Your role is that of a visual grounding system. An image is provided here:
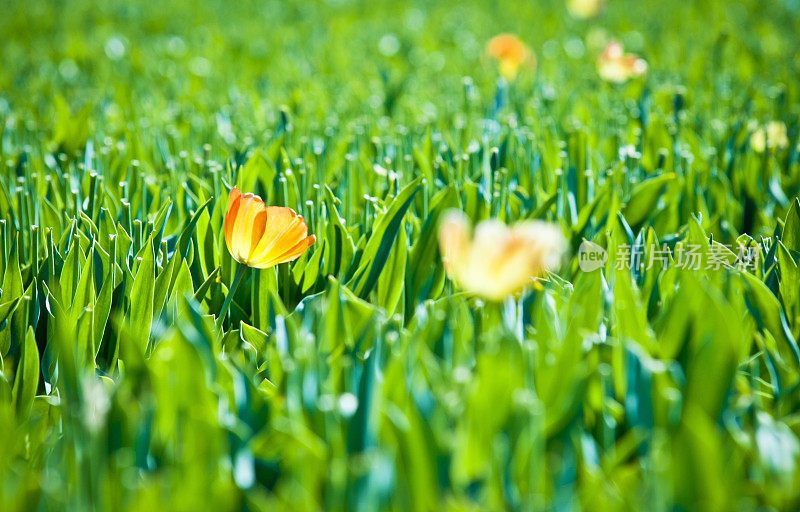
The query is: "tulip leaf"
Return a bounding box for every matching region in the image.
[0,296,22,326]
[93,257,117,359]
[240,321,269,356]
[376,215,407,316]
[323,185,355,278]
[1,234,24,357]
[741,270,800,368]
[407,184,458,304]
[782,197,800,253]
[193,265,221,303]
[154,197,213,316]
[348,176,422,299]
[11,327,39,419]
[623,173,676,227]
[128,234,155,353]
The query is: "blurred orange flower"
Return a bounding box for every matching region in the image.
[597,40,647,83]
[224,187,315,268]
[567,0,605,19]
[438,211,567,301]
[486,34,534,80]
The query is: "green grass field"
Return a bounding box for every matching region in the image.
[1,0,800,510]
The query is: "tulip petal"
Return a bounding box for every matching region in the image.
[224,187,242,254]
[247,208,267,260]
[273,216,308,249]
[249,207,303,262]
[250,216,306,266]
[231,193,265,262]
[252,235,316,269]
[439,212,566,301]
[438,210,470,276]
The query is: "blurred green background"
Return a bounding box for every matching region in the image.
[2,0,799,135]
[1,0,800,511]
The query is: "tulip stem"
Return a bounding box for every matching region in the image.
[216,264,249,330]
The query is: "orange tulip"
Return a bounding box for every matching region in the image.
[597,40,647,83]
[224,187,315,268]
[438,211,567,301]
[486,34,533,80]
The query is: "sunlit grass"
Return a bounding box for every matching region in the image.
[1,0,799,510]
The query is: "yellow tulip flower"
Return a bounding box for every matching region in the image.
[224,187,315,268]
[567,0,605,19]
[216,187,315,329]
[597,40,647,83]
[751,121,789,153]
[438,211,567,301]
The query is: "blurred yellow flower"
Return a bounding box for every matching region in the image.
[597,40,647,83]
[567,0,606,19]
[750,121,789,153]
[224,187,315,268]
[486,34,534,80]
[438,211,567,301]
